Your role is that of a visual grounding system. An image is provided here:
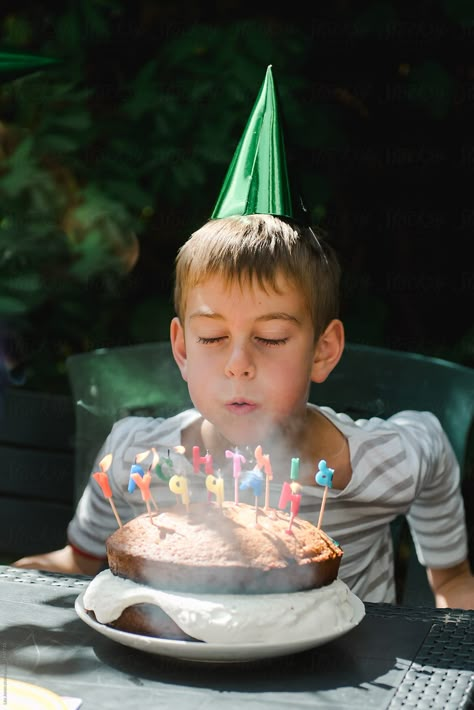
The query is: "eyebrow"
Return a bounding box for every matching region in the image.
[189,309,300,324]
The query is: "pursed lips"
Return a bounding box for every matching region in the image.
[224,399,258,415]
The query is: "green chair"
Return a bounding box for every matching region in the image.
[66,341,474,605]
[66,342,192,506]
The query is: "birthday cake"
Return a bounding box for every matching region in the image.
[83,501,351,642]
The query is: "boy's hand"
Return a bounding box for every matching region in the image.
[11,545,103,577]
[428,560,474,610]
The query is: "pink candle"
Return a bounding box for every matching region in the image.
[225,448,246,504]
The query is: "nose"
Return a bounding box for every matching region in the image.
[224,344,255,379]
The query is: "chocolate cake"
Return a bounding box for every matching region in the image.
[84,502,346,641]
[106,502,342,594]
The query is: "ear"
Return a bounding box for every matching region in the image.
[311,319,345,384]
[170,317,188,382]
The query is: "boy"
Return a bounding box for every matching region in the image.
[13,67,474,608]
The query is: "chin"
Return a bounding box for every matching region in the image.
[218,419,279,449]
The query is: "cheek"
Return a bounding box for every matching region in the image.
[272,359,313,401]
[184,354,216,399]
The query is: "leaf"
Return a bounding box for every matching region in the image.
[0,295,30,314]
[105,179,150,210]
[38,132,81,153]
[2,273,42,292]
[6,135,34,166]
[44,111,92,132]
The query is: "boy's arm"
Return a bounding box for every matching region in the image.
[428,560,474,609]
[11,545,104,576]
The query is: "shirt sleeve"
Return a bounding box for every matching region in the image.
[67,416,154,558]
[67,409,200,559]
[389,411,468,569]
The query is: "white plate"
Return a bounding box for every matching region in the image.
[75,589,365,663]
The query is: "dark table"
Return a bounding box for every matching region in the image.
[0,565,472,709]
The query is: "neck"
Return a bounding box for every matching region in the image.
[182,406,350,489]
[198,411,312,473]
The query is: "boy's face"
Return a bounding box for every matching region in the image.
[171,272,319,447]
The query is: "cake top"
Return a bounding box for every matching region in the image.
[106,501,343,593]
[107,502,341,568]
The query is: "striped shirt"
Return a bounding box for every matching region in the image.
[68,406,467,603]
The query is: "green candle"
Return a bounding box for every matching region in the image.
[290,457,299,480]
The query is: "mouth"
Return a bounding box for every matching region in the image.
[225,399,258,415]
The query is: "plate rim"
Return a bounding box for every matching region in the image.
[75,587,365,663]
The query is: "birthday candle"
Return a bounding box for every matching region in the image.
[255,445,273,510]
[290,457,300,480]
[127,450,150,492]
[278,480,302,534]
[225,448,246,504]
[315,459,334,529]
[92,460,123,529]
[128,462,145,493]
[205,452,213,475]
[206,474,224,506]
[278,481,302,517]
[240,469,264,525]
[192,446,200,473]
[240,469,264,498]
[131,471,153,519]
[153,449,173,482]
[193,446,214,475]
[169,474,190,512]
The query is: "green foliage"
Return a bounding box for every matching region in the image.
[1,1,473,393]
[0,4,317,391]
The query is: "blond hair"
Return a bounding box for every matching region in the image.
[174,214,341,340]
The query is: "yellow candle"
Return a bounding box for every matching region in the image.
[206,474,224,506]
[169,474,190,508]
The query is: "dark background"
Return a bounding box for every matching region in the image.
[1,1,473,394]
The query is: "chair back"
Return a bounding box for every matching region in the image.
[311,343,474,476]
[66,342,192,504]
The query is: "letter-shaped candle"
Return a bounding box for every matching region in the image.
[290,457,300,480]
[131,471,153,519]
[225,448,246,504]
[240,469,264,525]
[206,474,224,506]
[278,480,302,534]
[169,474,190,512]
[193,446,214,475]
[128,462,145,493]
[315,459,334,529]
[92,454,122,528]
[255,445,273,510]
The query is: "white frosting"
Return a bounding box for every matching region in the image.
[83,570,357,644]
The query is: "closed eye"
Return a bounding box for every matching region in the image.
[197,336,226,344]
[255,337,288,346]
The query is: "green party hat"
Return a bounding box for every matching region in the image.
[0,51,60,80]
[211,65,309,225]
